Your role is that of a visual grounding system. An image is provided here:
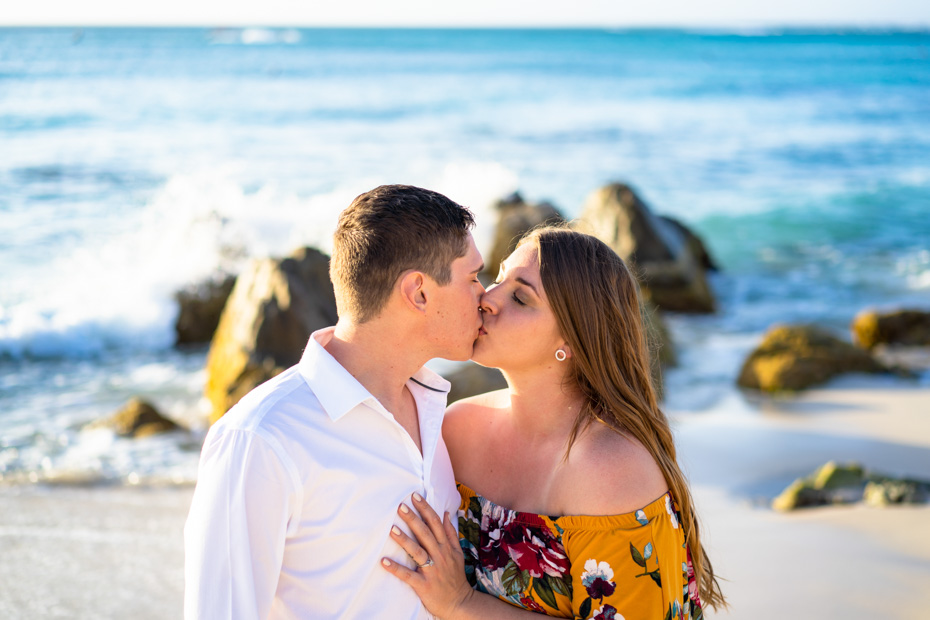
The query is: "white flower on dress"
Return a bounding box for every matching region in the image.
[665,494,679,529]
[582,559,614,583]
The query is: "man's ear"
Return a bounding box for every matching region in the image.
[399,270,428,314]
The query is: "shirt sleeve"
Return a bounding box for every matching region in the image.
[184,426,298,620]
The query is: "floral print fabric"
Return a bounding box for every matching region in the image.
[457,483,703,620]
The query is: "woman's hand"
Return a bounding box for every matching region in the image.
[381,492,475,620]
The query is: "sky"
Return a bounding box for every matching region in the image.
[3,0,930,28]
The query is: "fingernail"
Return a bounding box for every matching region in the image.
[391,525,401,535]
[382,558,391,567]
[413,492,423,502]
[400,503,410,514]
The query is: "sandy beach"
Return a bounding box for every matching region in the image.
[1,379,928,619]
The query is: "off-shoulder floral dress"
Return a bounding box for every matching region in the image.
[457,482,702,620]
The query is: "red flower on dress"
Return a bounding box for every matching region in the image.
[478,506,570,579]
[519,595,547,613]
[686,548,702,609]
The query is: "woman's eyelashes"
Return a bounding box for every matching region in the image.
[490,278,527,306]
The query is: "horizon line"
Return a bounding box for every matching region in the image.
[2,22,930,30]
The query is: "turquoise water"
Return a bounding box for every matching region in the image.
[1,27,928,483]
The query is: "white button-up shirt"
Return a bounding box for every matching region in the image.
[184,327,459,619]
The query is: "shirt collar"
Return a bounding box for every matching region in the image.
[299,327,451,422]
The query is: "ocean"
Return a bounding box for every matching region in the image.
[1,27,928,485]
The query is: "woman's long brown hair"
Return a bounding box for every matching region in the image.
[519,225,726,610]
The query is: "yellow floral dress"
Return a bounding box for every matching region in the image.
[457,483,702,620]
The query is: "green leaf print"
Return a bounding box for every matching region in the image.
[501,561,530,596]
[468,496,481,518]
[532,576,558,609]
[548,573,571,597]
[579,596,592,619]
[693,605,704,620]
[648,570,662,589]
[630,542,646,568]
[664,604,673,620]
[458,515,480,545]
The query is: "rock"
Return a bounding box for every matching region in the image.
[86,398,181,439]
[737,324,889,392]
[772,461,866,511]
[863,478,930,507]
[444,363,507,404]
[205,247,338,423]
[486,192,565,280]
[658,215,718,272]
[851,309,930,350]
[174,274,237,345]
[577,183,716,313]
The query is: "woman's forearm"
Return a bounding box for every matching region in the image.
[448,589,550,620]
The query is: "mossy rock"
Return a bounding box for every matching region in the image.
[738,324,888,392]
[86,398,181,438]
[772,461,866,511]
[851,309,930,350]
[773,461,930,511]
[205,247,337,423]
[863,479,930,507]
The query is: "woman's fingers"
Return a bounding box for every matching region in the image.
[397,493,445,556]
[381,557,422,586]
[390,524,431,566]
[411,492,445,536]
[443,511,460,548]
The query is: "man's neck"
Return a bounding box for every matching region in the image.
[326,318,427,415]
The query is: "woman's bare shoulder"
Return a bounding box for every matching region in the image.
[442,389,510,456]
[444,388,510,423]
[556,425,670,516]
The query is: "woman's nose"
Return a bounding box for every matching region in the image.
[478,290,497,315]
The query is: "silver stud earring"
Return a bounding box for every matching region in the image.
[555,349,567,361]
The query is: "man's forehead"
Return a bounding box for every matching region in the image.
[457,234,484,271]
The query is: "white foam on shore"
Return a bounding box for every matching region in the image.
[0,161,517,361]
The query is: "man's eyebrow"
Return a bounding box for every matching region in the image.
[515,277,539,295]
[471,263,485,274]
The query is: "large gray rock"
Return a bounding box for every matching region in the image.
[578,183,716,313]
[205,247,337,422]
[486,193,564,281]
[174,274,236,345]
[737,324,889,392]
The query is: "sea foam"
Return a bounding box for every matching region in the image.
[0,161,517,360]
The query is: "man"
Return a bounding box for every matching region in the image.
[184,185,485,619]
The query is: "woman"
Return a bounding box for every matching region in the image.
[382,226,725,619]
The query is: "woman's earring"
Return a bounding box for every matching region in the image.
[555,349,567,361]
